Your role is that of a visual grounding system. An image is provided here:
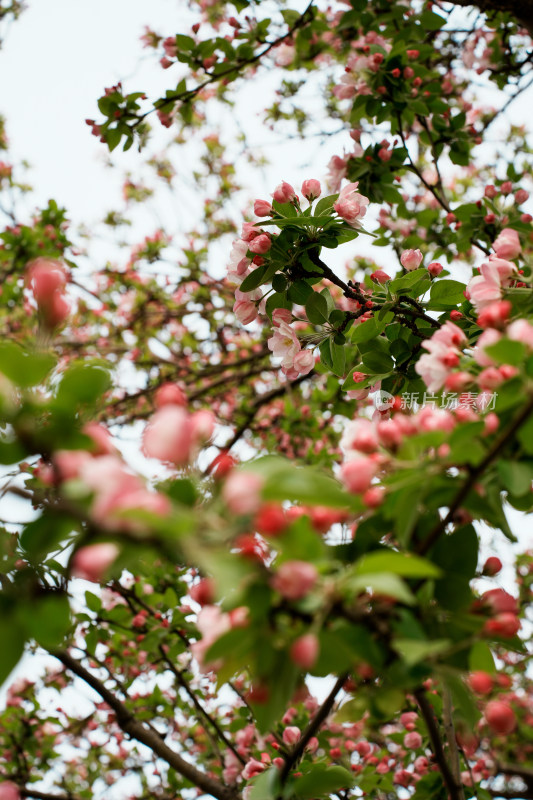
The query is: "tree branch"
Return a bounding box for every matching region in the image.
[52,650,237,800]
[414,688,463,800]
[442,0,533,36]
[279,673,347,783]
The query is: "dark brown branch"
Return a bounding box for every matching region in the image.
[417,391,533,554]
[279,673,347,783]
[52,650,237,800]
[415,688,463,800]
[158,646,245,765]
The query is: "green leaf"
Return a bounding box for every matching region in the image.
[305,292,329,324]
[0,616,26,685]
[292,766,355,799]
[497,460,533,496]
[468,641,496,673]
[0,342,56,388]
[361,348,393,374]
[428,280,465,308]
[485,339,526,366]
[56,362,111,405]
[248,768,280,800]
[394,638,450,666]
[419,10,445,29]
[351,318,380,343]
[314,194,339,216]
[24,594,71,649]
[240,265,267,292]
[356,550,442,578]
[344,572,415,605]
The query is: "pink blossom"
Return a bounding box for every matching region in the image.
[301,179,321,201]
[340,456,377,494]
[248,234,271,254]
[326,155,348,192]
[415,322,467,392]
[267,321,301,368]
[223,471,264,514]
[271,560,318,600]
[282,726,301,745]
[233,299,258,324]
[272,181,297,204]
[190,410,215,445]
[477,300,511,329]
[404,732,422,749]
[227,238,251,283]
[290,633,319,669]
[427,261,443,277]
[191,605,232,671]
[71,543,120,583]
[0,783,20,800]
[493,228,521,260]
[242,758,266,780]
[142,405,192,465]
[400,249,423,271]
[241,222,259,242]
[293,349,315,375]
[341,419,379,454]
[474,328,502,366]
[507,319,533,349]
[83,422,115,455]
[370,269,391,284]
[333,182,369,228]
[254,199,273,217]
[154,382,186,408]
[272,308,292,327]
[274,43,295,67]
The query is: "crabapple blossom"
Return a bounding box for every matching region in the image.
[340,456,378,494]
[270,561,318,600]
[333,182,369,227]
[290,634,319,669]
[272,181,297,204]
[301,179,321,201]
[485,701,516,735]
[71,543,120,583]
[223,471,264,514]
[492,228,521,260]
[142,405,192,465]
[400,249,423,270]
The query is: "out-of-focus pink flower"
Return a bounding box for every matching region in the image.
[340,456,377,494]
[282,726,301,745]
[271,560,318,600]
[154,382,186,408]
[242,758,266,780]
[290,633,319,669]
[341,419,378,454]
[71,543,119,583]
[493,228,521,260]
[142,406,192,465]
[223,471,264,514]
[507,319,533,349]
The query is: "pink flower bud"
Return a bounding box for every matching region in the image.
[485,701,516,734]
[400,249,423,271]
[271,560,318,601]
[427,261,443,277]
[290,633,319,669]
[154,383,186,408]
[514,189,529,204]
[71,543,120,583]
[142,406,192,465]
[492,228,521,260]
[282,726,301,745]
[468,671,493,694]
[223,471,264,514]
[247,233,271,254]
[404,732,422,749]
[254,199,273,216]
[484,185,497,198]
[370,269,391,284]
[272,181,297,204]
[340,457,377,494]
[233,299,258,325]
[500,181,512,195]
[301,179,321,201]
[0,784,20,800]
